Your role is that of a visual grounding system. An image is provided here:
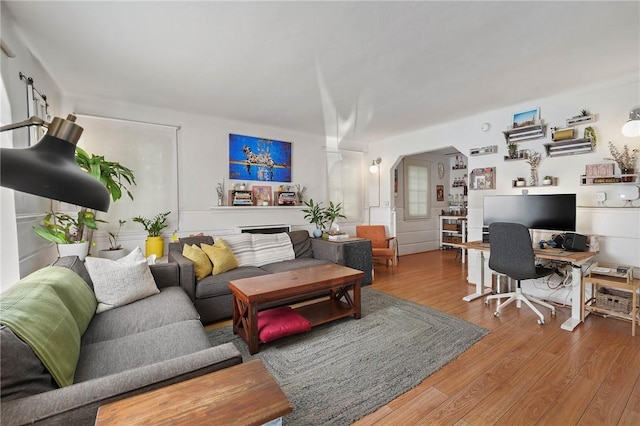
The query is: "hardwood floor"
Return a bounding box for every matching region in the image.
[352,250,640,426]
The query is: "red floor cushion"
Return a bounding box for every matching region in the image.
[257,307,311,343]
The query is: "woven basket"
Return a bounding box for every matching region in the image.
[595,287,632,314]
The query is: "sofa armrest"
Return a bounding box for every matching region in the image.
[149,262,180,289]
[168,250,197,301]
[311,239,344,264]
[0,343,242,426]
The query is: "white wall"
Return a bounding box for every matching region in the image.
[368,74,640,303]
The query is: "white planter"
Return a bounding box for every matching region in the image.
[99,248,127,260]
[57,241,90,261]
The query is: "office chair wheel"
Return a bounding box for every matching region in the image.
[493,311,501,318]
[537,319,545,325]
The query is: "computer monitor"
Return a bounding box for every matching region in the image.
[483,194,576,232]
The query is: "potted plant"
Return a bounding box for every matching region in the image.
[302,199,326,238]
[324,201,347,234]
[100,219,127,260]
[542,175,553,186]
[33,211,104,261]
[508,142,518,159]
[605,141,639,182]
[515,177,526,187]
[133,211,171,257]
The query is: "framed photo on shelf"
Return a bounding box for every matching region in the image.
[469,167,496,190]
[436,185,444,201]
[252,186,272,206]
[512,108,539,128]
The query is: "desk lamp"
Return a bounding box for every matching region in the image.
[0,114,110,211]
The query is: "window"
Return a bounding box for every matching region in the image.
[404,159,430,219]
[327,150,363,222]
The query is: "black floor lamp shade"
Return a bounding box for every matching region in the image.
[0,115,110,212]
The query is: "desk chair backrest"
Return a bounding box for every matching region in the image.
[488,222,537,280]
[355,225,389,249]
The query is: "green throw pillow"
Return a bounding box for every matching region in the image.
[201,239,239,275]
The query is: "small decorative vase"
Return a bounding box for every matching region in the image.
[530,167,539,186]
[621,168,635,182]
[145,236,165,258]
[313,229,323,238]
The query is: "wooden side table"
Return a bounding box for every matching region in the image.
[582,263,638,336]
[96,359,292,425]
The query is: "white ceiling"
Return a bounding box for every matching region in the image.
[4,1,639,150]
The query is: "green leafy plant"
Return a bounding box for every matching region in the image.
[133,212,171,237]
[302,199,327,230]
[33,211,104,244]
[583,126,597,145]
[324,201,347,231]
[107,219,126,250]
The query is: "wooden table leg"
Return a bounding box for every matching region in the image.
[354,279,361,319]
[248,302,260,355]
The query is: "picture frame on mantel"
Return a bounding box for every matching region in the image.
[252,186,272,206]
[512,108,539,128]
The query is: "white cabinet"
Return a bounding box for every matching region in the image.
[439,215,467,262]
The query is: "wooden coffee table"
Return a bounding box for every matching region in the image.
[229,264,364,354]
[96,359,291,425]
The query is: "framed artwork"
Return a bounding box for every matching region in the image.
[512,108,539,128]
[436,185,444,201]
[469,167,496,190]
[252,185,272,206]
[21,73,50,146]
[229,134,292,182]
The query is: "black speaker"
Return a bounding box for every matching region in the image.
[563,233,587,252]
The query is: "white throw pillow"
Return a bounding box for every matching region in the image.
[84,247,160,313]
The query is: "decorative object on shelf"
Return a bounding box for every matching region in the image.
[228,133,292,182]
[542,176,557,186]
[437,162,445,179]
[551,127,575,141]
[514,177,526,187]
[453,155,466,170]
[508,142,518,159]
[583,126,597,145]
[436,185,444,201]
[231,189,252,206]
[252,185,272,206]
[469,167,496,190]
[621,105,640,137]
[605,141,639,180]
[276,191,297,205]
[133,211,171,258]
[295,184,306,205]
[470,145,497,156]
[566,109,596,126]
[526,151,541,187]
[512,108,539,129]
[504,148,530,161]
[216,179,225,206]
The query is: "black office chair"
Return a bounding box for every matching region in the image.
[484,222,556,325]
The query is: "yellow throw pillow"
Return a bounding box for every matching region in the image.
[182,244,212,281]
[201,239,239,275]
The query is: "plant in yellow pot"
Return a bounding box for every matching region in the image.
[133,212,171,258]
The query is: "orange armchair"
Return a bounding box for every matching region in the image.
[356,225,396,273]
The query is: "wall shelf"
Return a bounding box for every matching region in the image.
[566,114,596,127]
[544,137,594,157]
[504,149,531,161]
[580,174,638,185]
[470,145,498,156]
[503,123,547,143]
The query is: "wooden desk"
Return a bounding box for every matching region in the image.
[457,240,598,332]
[96,360,292,425]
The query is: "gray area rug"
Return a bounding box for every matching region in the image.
[207,288,489,425]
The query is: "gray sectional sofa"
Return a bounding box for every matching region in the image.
[0,256,242,426]
[169,230,372,324]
